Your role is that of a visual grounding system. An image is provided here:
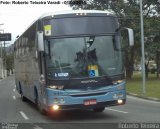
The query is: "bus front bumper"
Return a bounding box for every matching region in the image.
[48,99,126,111]
[46,88,126,111]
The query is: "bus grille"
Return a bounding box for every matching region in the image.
[69,91,107,97]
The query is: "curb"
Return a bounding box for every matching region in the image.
[127,92,160,102]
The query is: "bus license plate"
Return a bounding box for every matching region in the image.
[84,99,97,106]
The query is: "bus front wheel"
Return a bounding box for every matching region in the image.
[35,93,47,115]
[38,102,47,115]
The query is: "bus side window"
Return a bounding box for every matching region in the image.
[23,32,29,55]
[14,42,17,58]
[16,42,18,58]
[19,38,22,57]
[26,37,28,55]
[23,37,26,56]
[22,37,25,56]
[17,40,19,58]
[21,38,23,56]
[28,24,36,52]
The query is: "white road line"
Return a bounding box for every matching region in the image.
[15,85,16,88]
[33,125,43,129]
[20,111,29,120]
[13,96,16,100]
[105,108,128,114]
[127,95,160,104]
[13,89,16,92]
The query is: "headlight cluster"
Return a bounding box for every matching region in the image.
[112,80,124,85]
[54,98,65,104]
[48,85,64,90]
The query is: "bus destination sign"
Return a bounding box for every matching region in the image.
[0,33,11,41]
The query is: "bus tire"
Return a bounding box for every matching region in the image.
[35,90,47,115]
[21,92,27,102]
[19,84,27,102]
[93,107,105,112]
[38,102,47,115]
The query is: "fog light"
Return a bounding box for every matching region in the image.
[117,99,123,104]
[52,105,60,111]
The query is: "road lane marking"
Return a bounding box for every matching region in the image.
[33,125,43,129]
[13,89,16,92]
[13,96,16,100]
[20,111,29,120]
[105,108,128,114]
[15,85,16,88]
[127,95,160,104]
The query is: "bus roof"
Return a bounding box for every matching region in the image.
[39,10,115,19]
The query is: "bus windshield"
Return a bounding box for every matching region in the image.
[45,35,123,79]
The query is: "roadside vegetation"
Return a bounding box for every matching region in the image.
[126,71,160,99]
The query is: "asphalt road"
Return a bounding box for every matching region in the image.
[0,75,160,129]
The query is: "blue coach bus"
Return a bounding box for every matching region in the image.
[14,10,134,114]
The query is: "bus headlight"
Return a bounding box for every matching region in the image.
[112,80,124,85]
[53,98,65,104]
[49,85,64,90]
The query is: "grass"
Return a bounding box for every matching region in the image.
[126,72,160,99]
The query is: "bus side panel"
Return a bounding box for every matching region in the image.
[14,22,41,103]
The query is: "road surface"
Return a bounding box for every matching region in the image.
[0,75,160,129]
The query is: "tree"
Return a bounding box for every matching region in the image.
[142,0,160,78]
[144,17,160,78]
[6,53,14,75]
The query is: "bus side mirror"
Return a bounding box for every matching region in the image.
[37,31,44,52]
[127,28,134,46]
[120,28,134,50]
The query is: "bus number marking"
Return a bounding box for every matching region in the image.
[55,73,69,77]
